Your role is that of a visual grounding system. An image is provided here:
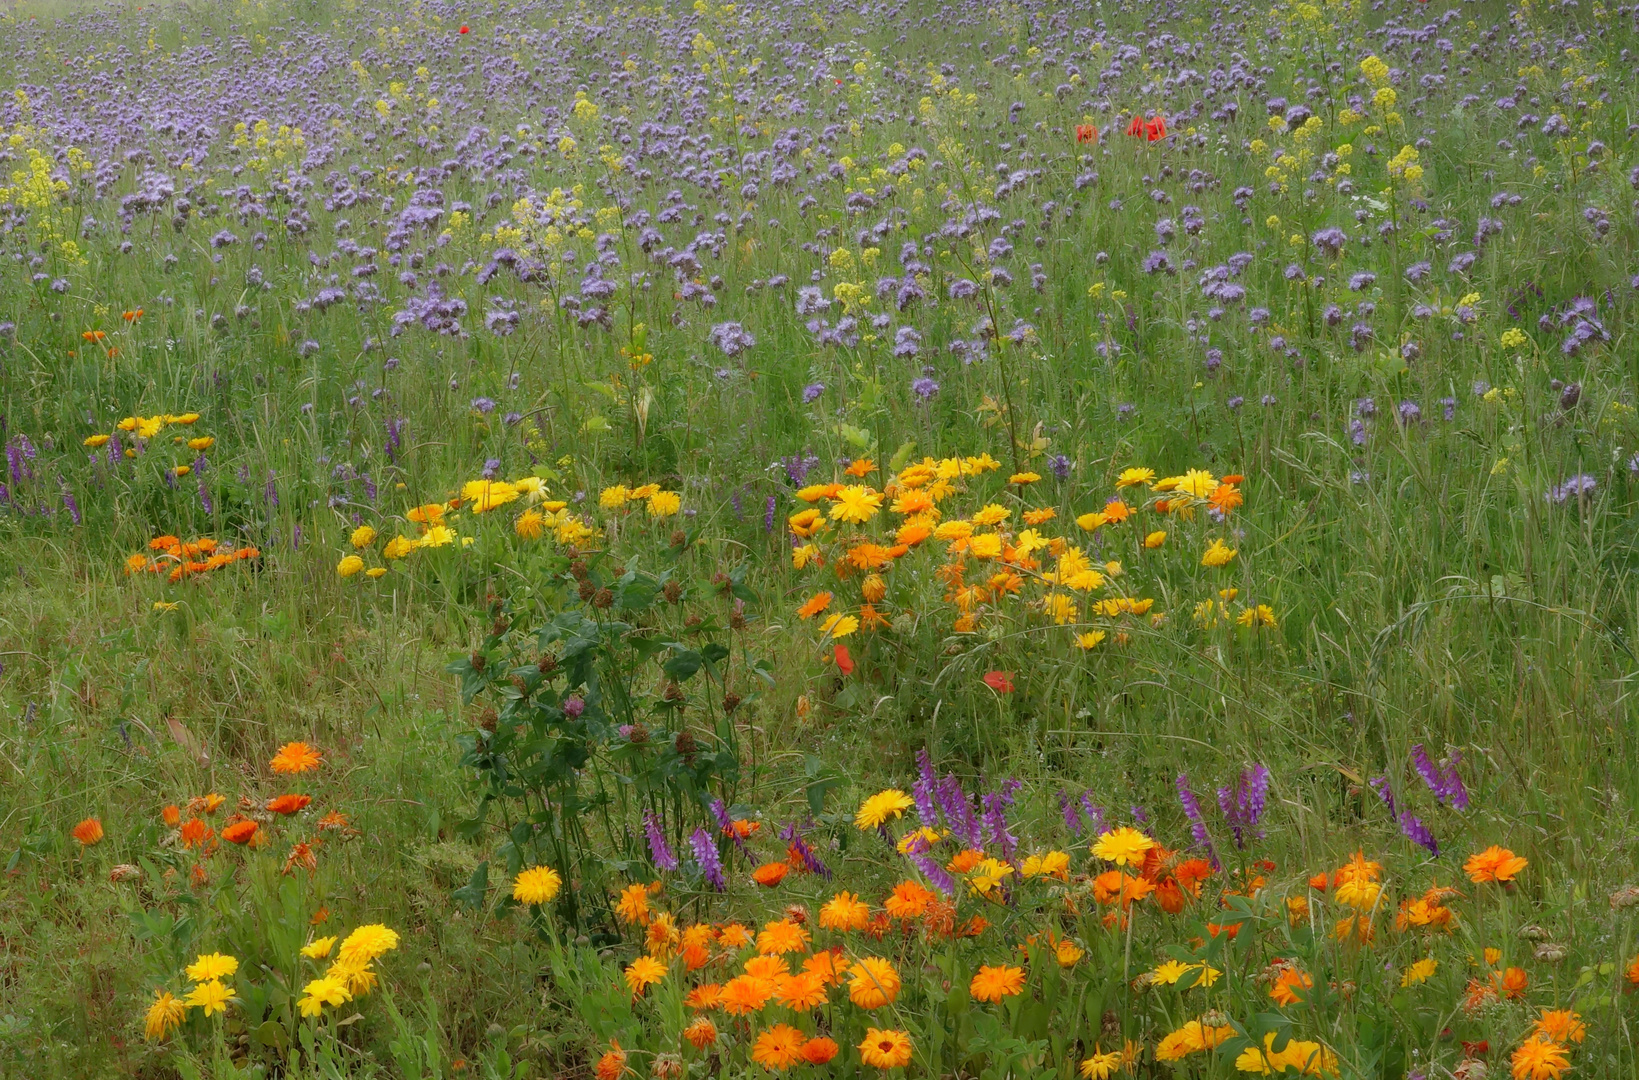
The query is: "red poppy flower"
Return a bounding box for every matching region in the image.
[222,820,259,845]
[834,644,855,675]
[1145,115,1168,141]
[1125,114,1145,137]
[1075,124,1099,144]
[1462,1041,1489,1059]
[982,671,1015,693]
[459,24,469,32]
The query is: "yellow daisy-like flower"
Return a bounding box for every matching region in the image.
[350,525,378,548]
[336,554,365,577]
[829,485,883,524]
[184,953,238,982]
[297,976,351,1018]
[1144,530,1167,548]
[302,937,338,959]
[513,866,563,905]
[1173,469,1218,497]
[1201,539,1237,567]
[1091,826,1155,867]
[1008,471,1040,485]
[1400,957,1437,987]
[971,503,1011,526]
[1075,630,1107,650]
[818,613,859,639]
[1079,1047,1122,1079]
[855,789,914,830]
[185,979,233,1017]
[1115,467,1155,487]
[383,535,417,559]
[336,924,400,966]
[647,490,682,517]
[625,955,668,995]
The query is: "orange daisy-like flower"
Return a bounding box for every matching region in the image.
[615,883,652,925]
[1269,967,1313,1006]
[756,919,810,955]
[801,1036,839,1065]
[179,818,214,849]
[751,1023,809,1070]
[161,804,182,827]
[969,964,1027,1003]
[267,794,312,815]
[796,591,834,619]
[1464,845,1528,884]
[752,862,790,887]
[683,983,723,1011]
[848,957,902,1009]
[270,741,322,774]
[803,948,850,985]
[717,923,754,949]
[719,974,775,1017]
[71,817,105,846]
[744,955,790,981]
[819,891,872,932]
[773,971,828,1010]
[859,1028,913,1069]
[884,880,934,919]
[222,820,259,845]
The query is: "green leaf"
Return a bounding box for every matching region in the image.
[453,860,490,910]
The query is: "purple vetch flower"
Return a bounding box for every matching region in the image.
[902,830,957,894]
[1175,774,1219,866]
[915,749,940,827]
[644,810,678,870]
[1411,744,1469,809]
[1372,777,1438,854]
[1079,793,1106,837]
[936,773,983,847]
[198,481,213,514]
[981,780,1022,862]
[62,485,82,525]
[689,827,725,890]
[764,495,777,533]
[1047,454,1071,480]
[802,382,825,403]
[1060,790,1083,836]
[780,822,831,878]
[781,452,820,486]
[1217,763,1270,849]
[711,797,756,862]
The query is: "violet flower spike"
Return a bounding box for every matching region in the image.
[913,749,939,828]
[711,797,756,861]
[644,810,678,871]
[1175,774,1219,867]
[689,827,725,891]
[1079,793,1106,838]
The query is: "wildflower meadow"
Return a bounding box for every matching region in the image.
[2,0,1639,1075]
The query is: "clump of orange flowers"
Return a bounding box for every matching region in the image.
[125,535,260,582]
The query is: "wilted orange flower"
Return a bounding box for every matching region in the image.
[682,1017,718,1048]
[284,842,318,875]
[270,742,322,774]
[317,810,351,832]
[1464,846,1528,884]
[594,1041,627,1080]
[1155,877,1186,914]
[1075,123,1098,143]
[222,820,259,845]
[267,794,312,815]
[180,818,213,849]
[186,793,226,815]
[71,817,105,846]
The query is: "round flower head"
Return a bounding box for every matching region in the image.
[751,1023,808,1070]
[337,924,400,965]
[1092,826,1156,867]
[185,979,233,1017]
[855,789,914,830]
[513,866,563,905]
[859,1028,913,1069]
[270,741,322,774]
[184,953,238,982]
[848,957,902,1009]
[144,991,188,1041]
[969,964,1027,1003]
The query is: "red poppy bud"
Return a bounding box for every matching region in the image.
[833,644,854,675]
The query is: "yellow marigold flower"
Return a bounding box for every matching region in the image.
[406,503,446,524]
[297,976,351,1018]
[516,509,545,539]
[187,436,215,451]
[302,937,337,959]
[1115,467,1155,487]
[1092,826,1155,867]
[1075,630,1107,650]
[855,789,914,830]
[1019,851,1070,879]
[1401,957,1437,986]
[84,433,111,447]
[1173,469,1217,497]
[829,485,883,524]
[819,891,872,931]
[818,613,859,639]
[1144,530,1167,548]
[350,525,377,548]
[337,924,400,965]
[1079,1047,1121,1079]
[971,503,1011,526]
[417,525,456,548]
[1200,539,1237,567]
[599,485,631,508]
[185,979,233,1017]
[513,866,563,905]
[1008,471,1040,485]
[647,490,682,517]
[625,955,667,995]
[383,535,417,559]
[336,555,365,577]
[462,479,521,512]
[144,991,188,1041]
[185,953,238,982]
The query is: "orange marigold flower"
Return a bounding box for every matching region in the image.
[1510,1037,1570,1080]
[773,971,828,1010]
[267,794,312,815]
[1464,845,1528,884]
[270,741,322,774]
[969,964,1026,1003]
[801,1036,839,1065]
[848,957,901,1009]
[683,983,723,1011]
[756,920,809,955]
[796,591,834,619]
[615,883,652,925]
[719,974,775,1016]
[1495,966,1528,999]
[222,820,259,845]
[179,818,213,849]
[161,804,182,827]
[753,862,790,887]
[1155,877,1186,914]
[884,880,934,919]
[819,891,872,932]
[1533,1009,1586,1044]
[1270,967,1313,1006]
[752,1023,810,1071]
[71,817,105,846]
